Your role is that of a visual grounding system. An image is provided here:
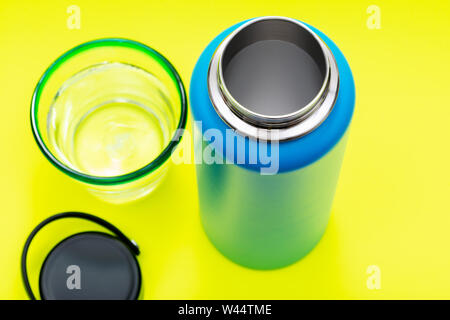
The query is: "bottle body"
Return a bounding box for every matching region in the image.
[196,130,349,269]
[190,17,355,269]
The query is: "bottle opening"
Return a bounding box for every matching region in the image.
[208,17,339,140]
[221,18,327,119]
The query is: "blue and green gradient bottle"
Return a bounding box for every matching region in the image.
[190,16,355,269]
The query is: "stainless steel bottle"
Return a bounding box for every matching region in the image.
[190,16,355,269]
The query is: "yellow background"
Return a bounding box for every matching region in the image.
[1,0,449,299]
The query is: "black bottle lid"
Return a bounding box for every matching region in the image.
[22,212,141,300]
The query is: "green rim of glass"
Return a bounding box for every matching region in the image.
[30,38,187,186]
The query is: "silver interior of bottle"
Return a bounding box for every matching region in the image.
[208,16,339,141]
[221,18,328,118]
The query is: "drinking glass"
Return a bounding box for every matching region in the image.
[31,39,187,204]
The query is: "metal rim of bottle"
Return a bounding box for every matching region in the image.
[207,16,339,141]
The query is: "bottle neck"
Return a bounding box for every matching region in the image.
[208,16,339,141]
